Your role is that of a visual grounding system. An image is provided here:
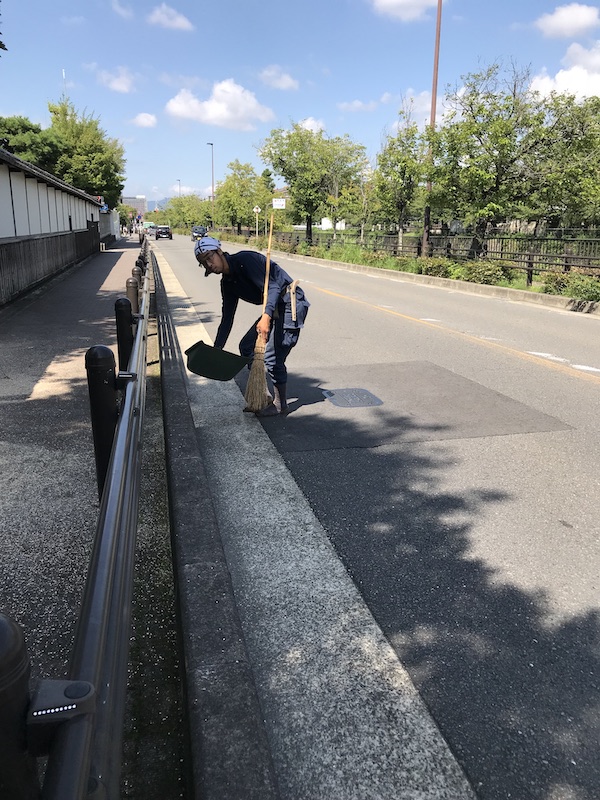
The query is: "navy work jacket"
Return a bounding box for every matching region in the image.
[214,250,294,349]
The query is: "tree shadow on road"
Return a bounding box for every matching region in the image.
[257,370,600,800]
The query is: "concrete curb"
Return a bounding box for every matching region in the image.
[154,249,477,798]
[153,252,280,799]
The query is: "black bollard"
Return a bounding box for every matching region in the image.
[0,614,39,799]
[85,346,118,500]
[115,298,134,372]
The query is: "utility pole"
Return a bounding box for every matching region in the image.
[207,142,215,227]
[421,0,443,259]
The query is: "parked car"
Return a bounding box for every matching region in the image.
[156,225,173,240]
[191,225,207,241]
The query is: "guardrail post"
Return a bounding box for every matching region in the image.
[126,277,139,315]
[115,298,134,372]
[85,345,118,500]
[0,614,39,799]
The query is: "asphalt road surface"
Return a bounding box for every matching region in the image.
[158,234,600,800]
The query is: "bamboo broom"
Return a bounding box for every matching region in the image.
[244,212,274,412]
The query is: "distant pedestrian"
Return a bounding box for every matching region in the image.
[194,237,309,416]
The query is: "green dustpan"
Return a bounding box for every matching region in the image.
[184,340,251,381]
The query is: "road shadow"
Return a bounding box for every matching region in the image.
[253,370,599,800]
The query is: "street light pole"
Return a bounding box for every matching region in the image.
[177,179,181,197]
[421,0,443,259]
[207,142,215,227]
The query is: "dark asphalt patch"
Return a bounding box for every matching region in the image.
[260,361,570,452]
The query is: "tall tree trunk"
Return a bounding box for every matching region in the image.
[468,219,487,259]
[306,215,313,244]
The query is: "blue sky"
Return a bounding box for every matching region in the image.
[2,1,600,205]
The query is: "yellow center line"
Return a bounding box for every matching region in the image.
[314,286,600,386]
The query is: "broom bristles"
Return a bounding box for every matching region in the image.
[244,336,270,412]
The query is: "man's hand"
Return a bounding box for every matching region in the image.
[256,313,271,342]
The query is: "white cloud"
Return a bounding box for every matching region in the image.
[165,81,274,131]
[531,64,600,98]
[369,0,441,23]
[131,113,157,127]
[531,39,600,98]
[259,65,299,90]
[337,99,378,112]
[299,117,325,132]
[534,3,600,38]
[147,4,194,31]
[170,183,196,196]
[97,66,136,93]
[563,39,600,70]
[111,0,133,20]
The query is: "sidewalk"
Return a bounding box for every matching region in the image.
[0,239,185,796]
[0,240,142,680]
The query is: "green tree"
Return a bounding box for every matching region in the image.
[116,203,137,227]
[375,109,424,244]
[337,164,380,242]
[430,63,547,253]
[216,160,263,234]
[159,194,212,229]
[528,93,600,228]
[48,98,125,208]
[259,122,332,241]
[0,116,62,173]
[324,135,367,238]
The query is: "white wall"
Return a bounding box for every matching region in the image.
[0,164,14,238]
[0,154,101,239]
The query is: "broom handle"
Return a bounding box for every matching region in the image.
[262,211,274,311]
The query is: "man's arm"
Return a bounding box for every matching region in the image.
[214,284,238,349]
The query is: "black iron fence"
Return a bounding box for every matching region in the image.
[0,239,151,799]
[224,228,600,283]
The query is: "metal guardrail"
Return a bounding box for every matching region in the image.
[0,240,152,799]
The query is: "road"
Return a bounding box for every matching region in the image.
[157,233,600,800]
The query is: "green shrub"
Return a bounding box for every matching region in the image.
[462,260,512,285]
[563,274,600,302]
[419,257,454,278]
[449,264,469,280]
[541,272,570,295]
[541,271,600,301]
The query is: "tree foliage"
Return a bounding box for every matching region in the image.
[216,160,267,233]
[0,116,62,172]
[259,123,334,240]
[375,109,424,237]
[0,99,125,209]
[48,99,125,208]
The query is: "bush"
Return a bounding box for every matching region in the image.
[563,274,600,302]
[419,257,454,278]
[541,271,600,301]
[461,260,513,285]
[541,272,570,295]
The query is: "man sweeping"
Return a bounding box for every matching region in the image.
[194,236,310,416]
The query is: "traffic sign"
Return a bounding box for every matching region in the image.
[272,198,286,209]
[253,206,261,214]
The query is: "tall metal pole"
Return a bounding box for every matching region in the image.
[177,179,181,197]
[207,142,215,227]
[421,0,443,258]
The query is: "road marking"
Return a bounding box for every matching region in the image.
[527,351,569,363]
[573,364,600,373]
[314,286,600,385]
